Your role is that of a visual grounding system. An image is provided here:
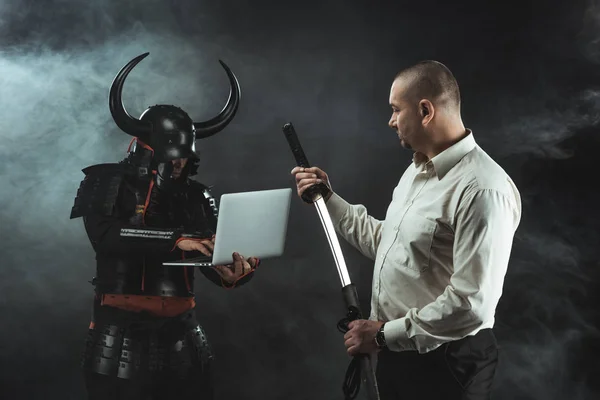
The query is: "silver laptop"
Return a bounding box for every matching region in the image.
[163,188,292,267]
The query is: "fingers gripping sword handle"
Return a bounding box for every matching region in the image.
[282,122,332,204]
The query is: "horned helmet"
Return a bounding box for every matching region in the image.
[109,52,240,189]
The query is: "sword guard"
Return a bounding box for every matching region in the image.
[301,182,332,204]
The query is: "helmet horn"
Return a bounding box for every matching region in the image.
[193,60,241,139]
[109,52,153,139]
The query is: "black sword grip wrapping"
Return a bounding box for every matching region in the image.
[282,122,312,168]
[282,122,332,204]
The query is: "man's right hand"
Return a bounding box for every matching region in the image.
[291,166,333,202]
[176,237,214,256]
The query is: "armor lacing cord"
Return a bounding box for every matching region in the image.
[127,137,136,153]
[336,305,363,400]
[140,171,155,291]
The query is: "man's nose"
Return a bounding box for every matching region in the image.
[388,116,396,128]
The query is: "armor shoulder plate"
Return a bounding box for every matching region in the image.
[69,163,127,219]
[191,181,218,219]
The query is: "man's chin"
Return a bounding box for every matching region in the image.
[399,139,412,150]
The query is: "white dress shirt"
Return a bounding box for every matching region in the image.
[326,130,521,353]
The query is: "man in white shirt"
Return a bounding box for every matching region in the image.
[292,60,521,399]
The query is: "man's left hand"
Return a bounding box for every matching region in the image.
[212,252,258,284]
[344,319,385,356]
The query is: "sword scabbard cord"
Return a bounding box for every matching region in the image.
[337,305,364,400]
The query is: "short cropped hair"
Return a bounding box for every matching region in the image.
[394,60,461,110]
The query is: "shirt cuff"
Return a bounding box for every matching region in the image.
[325,192,350,226]
[384,318,417,352]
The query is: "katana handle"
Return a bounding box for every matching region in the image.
[282,122,332,204]
[282,122,311,167]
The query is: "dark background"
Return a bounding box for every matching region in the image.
[0,0,599,399]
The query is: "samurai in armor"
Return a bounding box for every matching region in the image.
[70,52,259,399]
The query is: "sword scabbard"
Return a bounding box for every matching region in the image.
[342,284,381,400]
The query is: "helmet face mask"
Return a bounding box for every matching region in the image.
[139,105,197,163]
[155,161,176,191]
[108,52,241,189]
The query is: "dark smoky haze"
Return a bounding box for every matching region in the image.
[0,0,598,399]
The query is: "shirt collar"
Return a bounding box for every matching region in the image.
[412,129,477,179]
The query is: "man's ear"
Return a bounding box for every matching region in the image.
[419,100,434,125]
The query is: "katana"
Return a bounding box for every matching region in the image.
[282,122,380,400]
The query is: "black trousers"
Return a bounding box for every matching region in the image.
[376,328,499,400]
